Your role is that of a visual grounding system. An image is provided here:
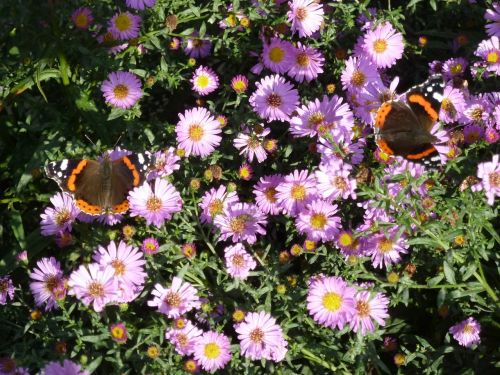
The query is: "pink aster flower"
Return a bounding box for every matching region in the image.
[287,0,324,38]
[176,107,222,157]
[287,43,324,82]
[199,185,239,224]
[249,74,299,122]
[316,160,357,200]
[184,32,212,58]
[442,57,468,79]
[193,331,231,373]
[146,148,180,180]
[253,174,283,215]
[363,22,404,68]
[471,154,500,205]
[449,317,481,347]
[165,320,203,355]
[101,71,142,109]
[262,38,294,74]
[231,74,249,94]
[147,276,201,318]
[307,276,357,329]
[214,202,267,244]
[191,66,219,96]
[296,199,341,242]
[233,126,270,163]
[235,311,288,362]
[485,3,500,37]
[110,322,128,344]
[128,178,182,227]
[341,55,381,93]
[365,228,409,269]
[108,11,141,40]
[276,169,317,216]
[474,36,500,75]
[439,85,466,124]
[224,243,257,280]
[239,163,253,180]
[350,291,390,335]
[141,237,159,255]
[0,276,14,305]
[92,241,147,303]
[126,0,156,10]
[71,7,93,29]
[68,263,117,312]
[29,257,67,311]
[40,192,80,237]
[41,359,88,375]
[484,127,499,144]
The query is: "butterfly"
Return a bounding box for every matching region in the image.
[374,75,444,160]
[45,152,153,215]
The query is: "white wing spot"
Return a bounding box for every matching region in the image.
[60,159,68,170]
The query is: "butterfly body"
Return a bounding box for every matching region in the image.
[46,153,152,215]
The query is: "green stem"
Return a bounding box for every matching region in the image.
[473,269,498,302]
[300,347,341,372]
[58,53,70,86]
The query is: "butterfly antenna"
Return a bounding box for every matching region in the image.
[113,133,124,149]
[84,134,97,148]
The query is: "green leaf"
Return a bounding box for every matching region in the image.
[443,261,456,284]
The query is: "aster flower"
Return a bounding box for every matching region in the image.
[142,237,159,255]
[147,148,180,180]
[262,38,294,74]
[147,277,201,318]
[199,185,239,224]
[287,0,324,38]
[40,192,80,237]
[192,331,231,373]
[184,32,212,58]
[235,311,288,362]
[101,71,143,109]
[307,276,357,329]
[471,154,500,205]
[253,174,283,215]
[165,320,203,355]
[110,322,128,344]
[231,74,249,94]
[40,359,88,375]
[365,228,409,269]
[68,263,117,312]
[356,77,400,124]
[214,202,267,244]
[97,30,129,55]
[439,86,466,124]
[238,163,253,180]
[176,107,222,157]
[316,160,357,200]
[287,43,324,82]
[474,36,500,75]
[128,178,182,227]
[182,243,197,258]
[249,74,299,122]
[350,291,390,335]
[463,97,491,125]
[276,169,317,216]
[485,3,500,38]
[463,124,484,144]
[484,127,499,144]
[442,57,468,79]
[362,22,404,68]
[449,317,481,347]
[191,66,219,96]
[108,11,141,40]
[224,243,257,280]
[92,241,147,303]
[233,126,270,163]
[0,276,14,305]
[126,0,156,10]
[341,55,381,93]
[71,7,93,29]
[296,200,341,242]
[29,257,67,311]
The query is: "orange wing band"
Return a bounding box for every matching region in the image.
[67,160,88,192]
[112,200,130,214]
[376,139,395,156]
[375,102,392,129]
[76,199,102,215]
[407,94,438,122]
[406,146,437,160]
[122,156,141,186]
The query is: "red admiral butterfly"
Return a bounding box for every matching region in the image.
[374,75,444,160]
[45,152,153,215]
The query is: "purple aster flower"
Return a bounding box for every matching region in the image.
[233,126,270,163]
[141,237,159,255]
[191,66,219,96]
[147,148,180,180]
[429,60,444,75]
[462,96,491,125]
[176,107,222,157]
[296,199,341,242]
[71,7,93,29]
[341,55,381,93]
[449,317,481,347]
[287,0,324,38]
[110,322,128,344]
[362,22,404,68]
[214,202,267,244]
[148,277,201,318]
[41,359,88,375]
[192,331,232,373]
[471,154,500,205]
[184,32,212,58]
[365,227,409,269]
[128,178,183,227]
[231,74,249,94]
[442,57,468,80]
[224,243,257,280]
[356,77,399,125]
[101,71,142,109]
[474,36,500,75]
[464,124,485,144]
[484,127,499,144]
[249,74,299,122]
[68,263,117,312]
[199,185,239,224]
[287,43,324,82]
[349,291,390,335]
[40,193,80,237]
[262,38,294,74]
[485,2,500,37]
[276,169,317,216]
[307,275,357,329]
[126,0,156,10]
[108,11,141,40]
[316,159,357,200]
[253,174,283,215]
[29,257,67,311]
[92,241,147,303]
[439,85,466,123]
[235,311,288,362]
[165,319,203,355]
[0,276,14,305]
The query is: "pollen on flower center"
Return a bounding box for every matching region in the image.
[379,238,394,253]
[441,98,456,116]
[113,84,129,100]
[165,291,182,307]
[265,187,278,202]
[356,300,370,317]
[296,52,310,67]
[487,51,498,63]
[373,39,388,53]
[75,14,88,28]
[146,196,162,212]
[208,199,223,217]
[295,7,308,21]
[462,324,473,334]
[88,281,104,298]
[267,93,282,108]
[0,281,7,293]
[247,137,261,150]
[290,184,306,200]
[196,75,210,88]
[232,254,245,267]
[339,232,353,247]
[188,124,205,141]
[55,210,71,226]
[229,215,248,234]
[451,63,463,74]
[310,213,327,230]
[269,47,285,63]
[112,326,125,339]
[308,112,326,127]
[488,171,500,188]
[351,70,366,86]
[322,292,343,311]
[249,328,264,343]
[45,275,59,293]
[177,333,188,347]
[111,259,126,276]
[192,39,202,48]
[204,342,221,359]
[115,14,132,31]
[470,107,483,121]
[333,176,347,191]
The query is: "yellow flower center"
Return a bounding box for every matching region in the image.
[232,254,245,267]
[322,292,343,311]
[310,213,327,230]
[225,14,237,27]
[233,80,247,92]
[440,98,456,116]
[264,187,277,203]
[489,171,500,188]
[75,13,89,28]
[308,112,326,128]
[295,7,308,21]
[290,184,306,200]
[195,75,210,88]
[113,84,129,100]
[45,275,59,293]
[462,324,473,334]
[55,210,71,226]
[204,342,221,359]
[239,167,251,179]
[164,291,181,307]
[351,70,366,87]
[208,199,223,217]
[111,259,126,276]
[146,196,162,212]
[379,238,394,253]
[373,39,388,53]
[111,326,125,340]
[267,93,282,107]
[88,281,104,298]
[114,14,132,32]
[147,346,159,358]
[269,47,285,63]
[188,124,204,141]
[450,63,463,74]
[338,232,353,247]
[229,215,249,234]
[333,176,347,191]
[356,300,370,317]
[177,333,188,347]
[296,52,310,67]
[487,51,498,63]
[250,328,264,343]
